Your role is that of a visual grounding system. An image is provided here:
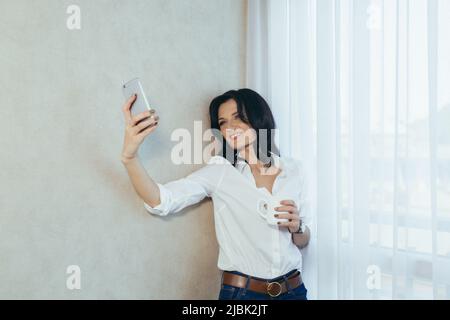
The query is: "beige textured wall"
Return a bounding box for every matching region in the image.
[0,0,246,299]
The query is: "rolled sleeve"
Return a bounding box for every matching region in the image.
[143,158,225,216]
[143,183,171,216]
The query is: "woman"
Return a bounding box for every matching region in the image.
[121,88,311,300]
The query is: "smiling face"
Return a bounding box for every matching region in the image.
[217,99,256,152]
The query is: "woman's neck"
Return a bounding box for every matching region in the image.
[238,144,263,168]
[238,144,279,176]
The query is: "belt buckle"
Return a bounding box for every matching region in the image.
[267,281,282,297]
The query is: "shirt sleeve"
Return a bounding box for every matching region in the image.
[143,156,226,216]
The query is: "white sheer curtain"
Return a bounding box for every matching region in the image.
[247,0,450,299]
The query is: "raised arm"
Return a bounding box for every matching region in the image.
[120,93,225,216]
[120,93,161,207]
[122,157,162,208]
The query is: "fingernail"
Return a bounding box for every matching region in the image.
[277,222,280,225]
[150,109,155,114]
[274,214,279,217]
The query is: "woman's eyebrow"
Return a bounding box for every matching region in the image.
[219,112,238,121]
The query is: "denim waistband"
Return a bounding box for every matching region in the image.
[224,269,299,282]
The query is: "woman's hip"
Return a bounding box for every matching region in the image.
[218,268,308,300]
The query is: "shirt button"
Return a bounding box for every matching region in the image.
[257,200,269,213]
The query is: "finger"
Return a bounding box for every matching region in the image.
[133,116,159,134]
[274,205,296,214]
[122,94,137,125]
[136,121,158,137]
[280,199,296,207]
[131,110,155,126]
[277,221,298,228]
[274,213,300,220]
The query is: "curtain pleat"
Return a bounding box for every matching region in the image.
[316,0,339,300]
[427,0,438,299]
[350,0,372,300]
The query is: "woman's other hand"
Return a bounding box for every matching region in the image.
[274,200,301,233]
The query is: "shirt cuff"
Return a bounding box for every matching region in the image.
[143,183,171,216]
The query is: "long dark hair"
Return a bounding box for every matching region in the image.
[209,88,280,167]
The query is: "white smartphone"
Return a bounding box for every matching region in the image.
[122,78,152,116]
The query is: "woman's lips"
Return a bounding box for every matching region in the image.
[231,133,242,140]
[227,129,244,142]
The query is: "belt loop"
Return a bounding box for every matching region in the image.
[283,274,292,294]
[243,274,250,294]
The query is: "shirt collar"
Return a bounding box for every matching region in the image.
[235,151,287,178]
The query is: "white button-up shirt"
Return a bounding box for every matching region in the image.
[144,152,311,279]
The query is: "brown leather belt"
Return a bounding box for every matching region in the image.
[222,270,302,297]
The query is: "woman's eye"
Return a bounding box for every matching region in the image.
[235,115,248,123]
[219,122,225,126]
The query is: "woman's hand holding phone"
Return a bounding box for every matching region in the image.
[121,94,159,164]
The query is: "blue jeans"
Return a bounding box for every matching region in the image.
[218,269,308,300]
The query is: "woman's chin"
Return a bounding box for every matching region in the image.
[234,144,249,154]
[227,144,242,152]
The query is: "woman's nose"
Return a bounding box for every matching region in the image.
[230,118,240,127]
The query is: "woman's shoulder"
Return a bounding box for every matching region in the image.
[279,155,306,178]
[186,155,230,180]
[206,155,232,166]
